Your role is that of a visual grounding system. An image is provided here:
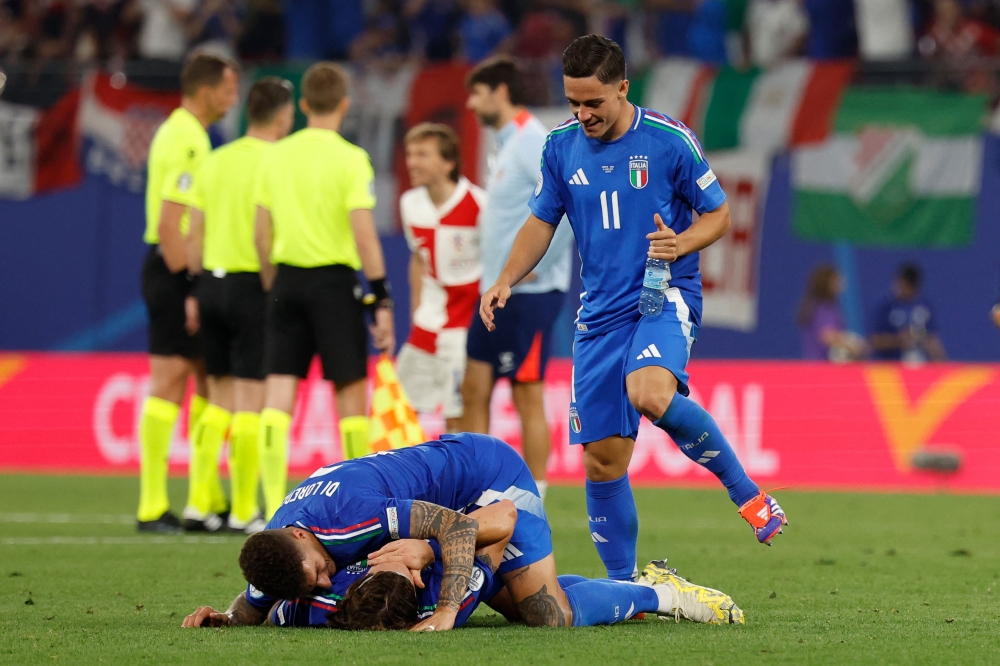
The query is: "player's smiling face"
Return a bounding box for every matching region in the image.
[564,76,629,140]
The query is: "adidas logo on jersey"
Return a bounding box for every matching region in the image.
[568,168,589,185]
[635,344,662,360]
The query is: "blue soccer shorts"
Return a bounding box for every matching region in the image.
[458,432,553,576]
[569,287,700,446]
[466,290,566,382]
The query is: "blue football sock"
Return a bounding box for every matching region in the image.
[562,577,660,626]
[557,574,587,589]
[653,392,759,506]
[585,474,639,581]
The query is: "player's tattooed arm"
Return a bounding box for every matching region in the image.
[181,592,265,628]
[227,593,267,626]
[408,501,479,621]
[514,584,567,628]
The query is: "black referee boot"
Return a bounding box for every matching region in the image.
[182,508,228,532]
[137,511,183,534]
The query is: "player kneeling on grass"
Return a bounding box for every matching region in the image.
[183,435,743,630]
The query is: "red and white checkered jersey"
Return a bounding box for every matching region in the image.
[400,176,485,353]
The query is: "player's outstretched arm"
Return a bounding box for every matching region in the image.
[650,201,731,261]
[480,215,556,331]
[181,592,266,628]
[406,501,480,631]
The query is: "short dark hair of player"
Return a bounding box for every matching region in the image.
[301,62,349,115]
[246,77,294,126]
[238,531,307,601]
[465,57,528,107]
[561,34,627,84]
[898,263,922,289]
[405,122,462,182]
[327,572,418,631]
[181,51,239,98]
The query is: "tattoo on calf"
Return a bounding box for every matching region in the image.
[515,585,567,628]
[409,501,479,612]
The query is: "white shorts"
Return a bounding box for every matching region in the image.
[395,329,467,419]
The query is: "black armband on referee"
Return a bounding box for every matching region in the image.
[186,272,200,295]
[366,278,393,311]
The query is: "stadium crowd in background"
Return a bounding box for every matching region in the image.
[5,1,1000,82]
[797,264,866,361]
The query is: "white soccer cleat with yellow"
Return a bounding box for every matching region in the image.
[637,559,744,625]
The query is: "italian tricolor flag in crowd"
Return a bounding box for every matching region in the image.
[642,59,856,154]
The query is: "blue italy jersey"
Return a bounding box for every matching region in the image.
[529,106,727,335]
[260,543,502,628]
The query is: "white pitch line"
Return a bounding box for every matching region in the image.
[1,536,243,546]
[1,513,135,525]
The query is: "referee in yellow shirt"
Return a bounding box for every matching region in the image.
[254,62,395,518]
[182,78,295,533]
[137,52,239,533]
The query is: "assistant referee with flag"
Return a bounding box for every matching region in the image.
[254,62,395,518]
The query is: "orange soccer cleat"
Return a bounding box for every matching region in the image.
[738,490,787,545]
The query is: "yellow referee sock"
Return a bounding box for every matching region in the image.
[188,394,227,514]
[186,404,231,516]
[189,393,207,432]
[340,416,371,460]
[229,411,261,524]
[259,408,291,519]
[137,396,180,522]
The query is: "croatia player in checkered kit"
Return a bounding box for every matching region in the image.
[480,35,788,582]
[396,123,485,431]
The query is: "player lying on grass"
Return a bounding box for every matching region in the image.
[183,500,516,629]
[184,500,742,629]
[182,434,742,630]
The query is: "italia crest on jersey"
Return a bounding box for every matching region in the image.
[629,157,648,189]
[569,407,582,434]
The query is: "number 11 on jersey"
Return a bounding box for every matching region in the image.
[600,190,620,230]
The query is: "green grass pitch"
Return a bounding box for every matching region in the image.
[2,475,999,664]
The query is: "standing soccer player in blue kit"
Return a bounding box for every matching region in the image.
[480,35,788,582]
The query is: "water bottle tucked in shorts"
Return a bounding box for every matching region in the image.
[639,258,668,316]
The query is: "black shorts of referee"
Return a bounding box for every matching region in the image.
[141,246,201,359]
[197,269,267,379]
[264,264,368,385]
